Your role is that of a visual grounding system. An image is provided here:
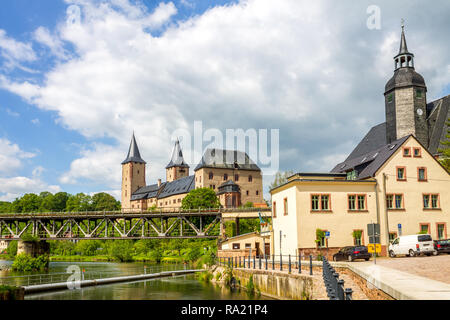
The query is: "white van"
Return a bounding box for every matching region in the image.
[388,234,436,257]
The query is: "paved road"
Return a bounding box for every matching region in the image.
[356,254,450,284]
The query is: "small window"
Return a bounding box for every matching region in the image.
[321,195,329,210]
[394,194,403,209]
[357,195,365,210]
[256,190,259,196]
[248,175,253,182]
[311,195,320,210]
[245,243,251,249]
[420,225,429,234]
[273,201,276,218]
[232,243,240,250]
[413,148,421,157]
[311,194,331,211]
[224,173,228,181]
[416,89,422,98]
[418,167,427,181]
[386,195,393,209]
[403,147,411,157]
[387,93,393,102]
[348,195,356,210]
[424,194,440,209]
[234,174,239,181]
[246,190,249,196]
[397,167,406,181]
[209,172,214,180]
[284,198,288,215]
[437,224,446,240]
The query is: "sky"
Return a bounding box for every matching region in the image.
[0,0,449,202]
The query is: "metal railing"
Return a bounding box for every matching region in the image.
[322,257,353,300]
[0,269,145,287]
[217,254,320,275]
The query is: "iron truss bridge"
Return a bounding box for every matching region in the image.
[0,208,271,240]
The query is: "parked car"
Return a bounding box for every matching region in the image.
[332,246,371,262]
[388,234,435,258]
[434,239,450,255]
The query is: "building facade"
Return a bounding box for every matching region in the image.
[270,25,449,257]
[121,138,265,211]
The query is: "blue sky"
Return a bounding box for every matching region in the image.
[0,0,449,202]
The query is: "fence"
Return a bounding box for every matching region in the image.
[322,257,353,300]
[217,254,318,275]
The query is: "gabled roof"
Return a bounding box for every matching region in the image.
[331,135,410,179]
[427,94,450,155]
[166,140,189,169]
[194,148,260,171]
[157,175,195,199]
[345,123,387,161]
[122,133,146,165]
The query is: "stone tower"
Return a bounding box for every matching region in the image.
[384,23,428,147]
[166,139,189,182]
[121,133,146,210]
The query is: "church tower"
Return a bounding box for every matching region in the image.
[166,139,189,182]
[384,23,428,147]
[121,133,146,210]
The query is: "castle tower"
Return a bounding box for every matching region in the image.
[166,139,189,182]
[121,133,146,210]
[384,22,428,147]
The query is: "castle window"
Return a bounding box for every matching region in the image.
[224,173,228,181]
[248,175,253,182]
[416,89,423,98]
[209,172,213,180]
[256,190,259,196]
[246,190,249,196]
[387,93,393,103]
[234,174,239,181]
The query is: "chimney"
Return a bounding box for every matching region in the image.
[157,179,161,187]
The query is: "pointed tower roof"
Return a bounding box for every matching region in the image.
[166,139,189,169]
[398,23,409,55]
[122,133,146,165]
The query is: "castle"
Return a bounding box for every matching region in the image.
[121,137,265,211]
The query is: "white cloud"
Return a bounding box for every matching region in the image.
[31,118,40,125]
[0,0,449,194]
[0,29,37,70]
[0,138,36,175]
[0,176,61,202]
[33,27,68,60]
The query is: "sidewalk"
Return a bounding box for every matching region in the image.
[345,262,450,300]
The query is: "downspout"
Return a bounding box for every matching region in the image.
[382,173,390,249]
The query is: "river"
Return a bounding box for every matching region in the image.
[0,260,269,300]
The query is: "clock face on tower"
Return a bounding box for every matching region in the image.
[417,108,423,116]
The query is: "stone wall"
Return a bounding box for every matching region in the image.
[232,269,314,300]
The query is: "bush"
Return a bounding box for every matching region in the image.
[11,254,49,272]
[149,248,163,263]
[6,241,18,258]
[109,241,134,262]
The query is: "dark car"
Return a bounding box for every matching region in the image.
[434,239,450,254]
[333,246,371,262]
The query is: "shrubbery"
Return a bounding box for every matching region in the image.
[11,253,49,272]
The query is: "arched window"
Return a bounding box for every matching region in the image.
[224,173,228,181]
[248,175,253,182]
[209,172,214,180]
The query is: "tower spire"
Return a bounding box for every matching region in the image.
[166,139,189,169]
[394,20,414,70]
[122,132,146,164]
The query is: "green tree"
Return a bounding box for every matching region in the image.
[66,193,93,212]
[39,193,55,212]
[0,201,11,213]
[181,188,220,209]
[52,192,69,212]
[109,240,134,262]
[75,240,100,256]
[438,118,450,172]
[269,171,295,190]
[92,193,120,211]
[19,194,42,213]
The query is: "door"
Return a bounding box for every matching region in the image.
[255,242,260,257]
[264,243,270,256]
[391,238,400,254]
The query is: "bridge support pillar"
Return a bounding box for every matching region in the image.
[17,240,50,257]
